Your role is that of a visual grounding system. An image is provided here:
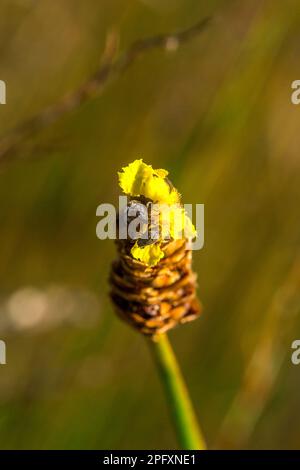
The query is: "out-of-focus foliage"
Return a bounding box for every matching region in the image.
[0,0,300,449]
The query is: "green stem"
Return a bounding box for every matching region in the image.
[149,333,207,450]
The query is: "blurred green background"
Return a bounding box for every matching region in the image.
[0,0,300,449]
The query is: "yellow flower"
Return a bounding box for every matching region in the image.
[118,159,180,204]
[118,159,197,266]
[160,204,197,240]
[131,242,164,266]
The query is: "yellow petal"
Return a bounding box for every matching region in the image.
[131,242,164,266]
[184,213,197,239]
[159,205,197,240]
[118,159,146,196]
[118,159,180,204]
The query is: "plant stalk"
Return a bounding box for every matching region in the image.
[149,333,207,450]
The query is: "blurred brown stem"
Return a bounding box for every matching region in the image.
[0,17,210,165]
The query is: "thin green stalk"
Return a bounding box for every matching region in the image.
[149,333,207,450]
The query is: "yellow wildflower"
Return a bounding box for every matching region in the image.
[118,159,197,266]
[131,242,164,266]
[118,159,180,204]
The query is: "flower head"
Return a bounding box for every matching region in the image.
[110,159,201,337]
[118,159,197,266]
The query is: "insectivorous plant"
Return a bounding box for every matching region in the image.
[110,159,207,450]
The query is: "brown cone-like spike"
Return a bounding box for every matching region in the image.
[110,236,201,337]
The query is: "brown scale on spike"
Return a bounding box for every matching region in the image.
[110,236,201,338]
